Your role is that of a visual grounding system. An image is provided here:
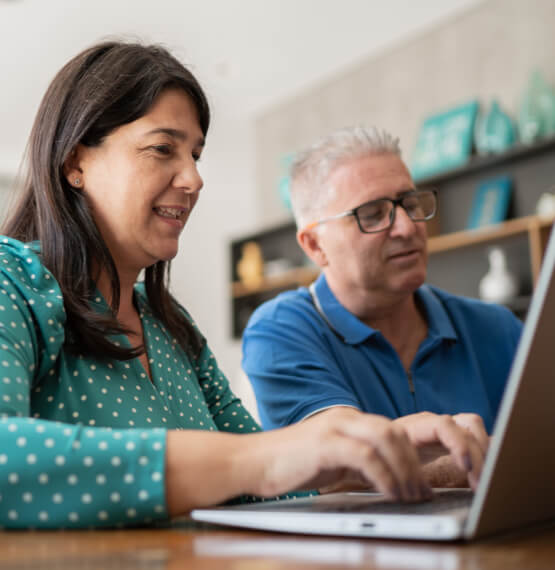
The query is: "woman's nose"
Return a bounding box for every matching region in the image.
[174,159,203,194]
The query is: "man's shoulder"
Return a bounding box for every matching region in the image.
[245,286,315,328]
[425,285,521,326]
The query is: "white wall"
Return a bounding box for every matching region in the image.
[170,108,260,415]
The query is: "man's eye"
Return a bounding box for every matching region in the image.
[192,152,202,162]
[360,203,387,221]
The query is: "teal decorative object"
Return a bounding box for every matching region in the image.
[539,80,555,137]
[474,100,516,155]
[518,70,550,144]
[277,153,295,212]
[411,100,479,182]
[467,176,512,230]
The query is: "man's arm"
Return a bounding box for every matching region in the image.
[242,296,360,429]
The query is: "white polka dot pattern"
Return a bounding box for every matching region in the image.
[0,237,264,529]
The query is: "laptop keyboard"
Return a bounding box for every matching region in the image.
[310,489,473,515]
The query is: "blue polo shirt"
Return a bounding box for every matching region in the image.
[242,273,522,433]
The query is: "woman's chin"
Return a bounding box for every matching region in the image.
[145,244,179,266]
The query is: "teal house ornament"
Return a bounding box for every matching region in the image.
[474,100,516,155]
[411,100,479,181]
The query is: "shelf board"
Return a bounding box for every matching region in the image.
[232,266,319,298]
[416,135,555,188]
[428,215,554,254]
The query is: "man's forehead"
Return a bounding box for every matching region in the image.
[326,153,413,200]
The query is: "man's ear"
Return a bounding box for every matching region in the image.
[296,228,328,268]
[62,145,85,188]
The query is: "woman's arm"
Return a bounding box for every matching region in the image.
[164,407,431,515]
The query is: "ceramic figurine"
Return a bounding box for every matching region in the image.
[237,241,264,289]
[474,100,516,155]
[479,247,518,304]
[539,81,555,137]
[536,191,555,218]
[519,70,547,144]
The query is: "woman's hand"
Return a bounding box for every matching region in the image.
[394,412,489,489]
[239,407,431,503]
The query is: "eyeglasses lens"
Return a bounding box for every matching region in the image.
[357,191,436,232]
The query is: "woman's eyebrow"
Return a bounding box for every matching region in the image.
[144,127,205,147]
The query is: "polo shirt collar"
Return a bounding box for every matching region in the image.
[312,274,378,344]
[312,275,458,345]
[416,285,458,343]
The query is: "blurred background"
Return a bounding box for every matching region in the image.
[1,0,553,416]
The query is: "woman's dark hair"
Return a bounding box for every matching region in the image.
[2,40,210,360]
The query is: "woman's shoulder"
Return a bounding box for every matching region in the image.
[0,235,66,325]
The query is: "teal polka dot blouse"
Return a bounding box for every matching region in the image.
[0,236,263,529]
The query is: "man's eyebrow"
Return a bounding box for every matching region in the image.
[145,127,205,147]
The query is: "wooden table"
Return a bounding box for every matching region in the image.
[2,522,555,569]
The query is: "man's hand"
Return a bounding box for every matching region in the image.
[394,412,489,489]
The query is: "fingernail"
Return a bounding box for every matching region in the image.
[464,453,473,472]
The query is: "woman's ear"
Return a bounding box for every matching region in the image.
[62,145,85,189]
[296,228,328,268]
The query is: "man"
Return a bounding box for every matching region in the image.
[242,127,521,485]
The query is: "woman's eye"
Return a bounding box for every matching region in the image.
[151,144,172,155]
[192,152,202,162]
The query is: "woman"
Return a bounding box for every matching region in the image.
[0,40,486,529]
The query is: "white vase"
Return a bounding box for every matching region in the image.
[479,247,518,304]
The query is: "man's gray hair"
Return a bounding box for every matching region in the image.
[290,126,402,228]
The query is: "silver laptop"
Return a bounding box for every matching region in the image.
[192,224,555,541]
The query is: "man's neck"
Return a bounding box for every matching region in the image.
[325,273,428,370]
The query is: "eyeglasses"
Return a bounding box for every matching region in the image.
[302,189,437,234]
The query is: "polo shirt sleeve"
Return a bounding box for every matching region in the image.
[242,294,361,430]
[0,238,167,529]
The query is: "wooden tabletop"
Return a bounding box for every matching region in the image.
[3,521,555,569]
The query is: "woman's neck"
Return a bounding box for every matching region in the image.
[94,266,139,321]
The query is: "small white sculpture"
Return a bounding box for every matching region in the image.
[479,247,518,304]
[536,192,555,218]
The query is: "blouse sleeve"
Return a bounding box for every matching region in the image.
[190,328,317,504]
[0,238,168,529]
[192,332,262,435]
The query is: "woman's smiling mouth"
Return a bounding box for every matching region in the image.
[153,206,189,228]
[153,206,187,220]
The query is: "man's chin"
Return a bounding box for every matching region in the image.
[390,271,427,295]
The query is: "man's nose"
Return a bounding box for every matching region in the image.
[389,205,417,237]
